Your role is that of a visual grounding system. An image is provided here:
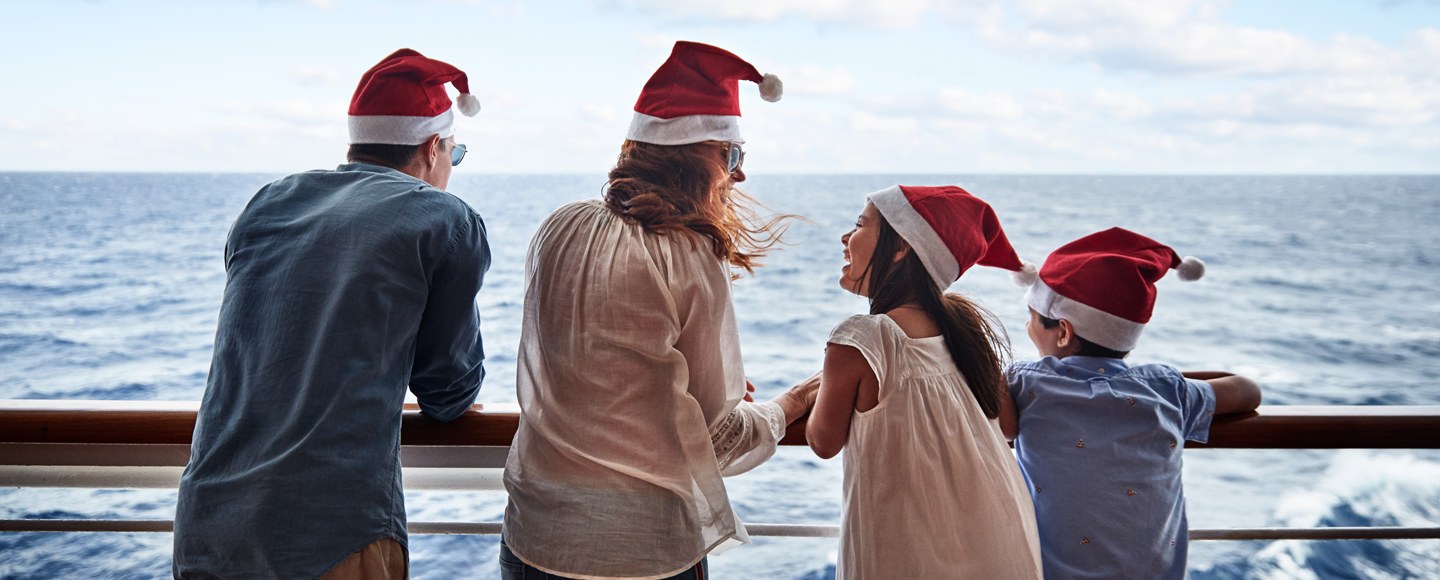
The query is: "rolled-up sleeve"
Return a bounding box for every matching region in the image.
[410,210,490,422]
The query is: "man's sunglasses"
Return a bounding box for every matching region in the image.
[451,143,468,167]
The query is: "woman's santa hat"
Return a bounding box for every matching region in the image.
[1025,227,1206,352]
[348,48,481,145]
[867,185,1036,291]
[627,41,782,145]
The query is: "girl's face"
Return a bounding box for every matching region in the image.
[840,202,883,296]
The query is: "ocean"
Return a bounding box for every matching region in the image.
[1,172,1438,579]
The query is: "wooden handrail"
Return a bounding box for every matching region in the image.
[2,400,1438,449]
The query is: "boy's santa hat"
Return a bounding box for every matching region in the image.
[867,185,1036,290]
[348,48,480,145]
[1025,227,1206,352]
[627,41,782,145]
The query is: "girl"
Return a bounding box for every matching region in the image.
[807,185,1043,579]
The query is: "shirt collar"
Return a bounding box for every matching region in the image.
[1041,355,1130,377]
[336,162,416,180]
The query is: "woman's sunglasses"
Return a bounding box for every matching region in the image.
[725,142,745,173]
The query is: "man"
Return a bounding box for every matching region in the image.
[174,49,490,579]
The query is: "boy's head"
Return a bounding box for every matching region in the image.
[1023,227,1205,356]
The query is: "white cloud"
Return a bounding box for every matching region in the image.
[579,102,620,123]
[984,1,1404,78]
[1090,89,1152,120]
[610,0,936,28]
[851,110,918,133]
[937,89,1024,120]
[221,99,344,126]
[768,65,855,96]
[289,65,341,86]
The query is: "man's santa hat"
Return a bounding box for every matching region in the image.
[1025,227,1206,352]
[867,185,1036,291]
[348,48,480,145]
[627,41,782,145]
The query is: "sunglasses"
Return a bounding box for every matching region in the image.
[725,142,745,173]
[450,142,468,167]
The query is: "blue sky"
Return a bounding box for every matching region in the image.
[3,0,1437,173]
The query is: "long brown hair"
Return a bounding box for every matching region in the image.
[603,140,791,274]
[863,216,1011,418]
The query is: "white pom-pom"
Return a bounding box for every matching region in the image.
[456,93,481,117]
[758,73,782,102]
[1176,256,1205,281]
[1010,261,1039,287]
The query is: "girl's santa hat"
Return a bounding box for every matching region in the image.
[627,41,782,145]
[867,185,1036,291]
[1025,227,1206,352]
[348,48,480,145]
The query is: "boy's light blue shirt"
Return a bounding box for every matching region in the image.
[173,163,490,579]
[1009,355,1216,580]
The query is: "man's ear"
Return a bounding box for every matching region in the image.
[892,238,913,263]
[421,134,442,167]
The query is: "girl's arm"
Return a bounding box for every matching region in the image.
[1183,370,1263,415]
[998,383,1018,441]
[806,343,875,459]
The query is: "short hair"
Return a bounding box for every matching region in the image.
[346,143,423,169]
[1036,313,1131,359]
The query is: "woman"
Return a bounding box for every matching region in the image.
[500,41,815,580]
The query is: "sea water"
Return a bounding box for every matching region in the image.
[1,172,1437,579]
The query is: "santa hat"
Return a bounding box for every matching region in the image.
[867,185,1036,290]
[348,48,481,145]
[1025,227,1206,352]
[627,41,782,145]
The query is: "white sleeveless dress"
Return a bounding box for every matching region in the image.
[828,314,1042,579]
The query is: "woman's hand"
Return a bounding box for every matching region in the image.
[773,371,821,425]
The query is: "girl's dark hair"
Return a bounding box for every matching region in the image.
[1035,314,1131,359]
[346,143,421,169]
[603,140,792,274]
[862,216,1011,418]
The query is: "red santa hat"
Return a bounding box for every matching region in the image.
[1025,227,1206,351]
[348,48,481,145]
[627,41,782,145]
[867,185,1036,290]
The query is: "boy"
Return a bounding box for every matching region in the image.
[1002,227,1262,580]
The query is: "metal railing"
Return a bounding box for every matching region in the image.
[3,400,1439,541]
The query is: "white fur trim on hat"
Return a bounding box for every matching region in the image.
[626,112,744,145]
[867,186,957,290]
[456,93,481,117]
[759,73,783,102]
[1026,280,1147,352]
[1011,261,1039,287]
[348,108,455,145]
[1176,256,1205,281]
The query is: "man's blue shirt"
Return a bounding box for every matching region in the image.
[1009,356,1216,580]
[174,163,489,579]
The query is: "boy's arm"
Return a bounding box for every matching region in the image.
[1183,371,1262,415]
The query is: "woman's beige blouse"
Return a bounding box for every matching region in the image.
[502,199,786,580]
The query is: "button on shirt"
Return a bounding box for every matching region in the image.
[174,163,490,579]
[1008,356,1216,580]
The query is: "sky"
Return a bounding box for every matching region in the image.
[2,0,1438,174]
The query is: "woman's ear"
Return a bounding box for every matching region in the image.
[892,238,913,263]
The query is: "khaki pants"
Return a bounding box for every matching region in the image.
[319,538,407,580]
